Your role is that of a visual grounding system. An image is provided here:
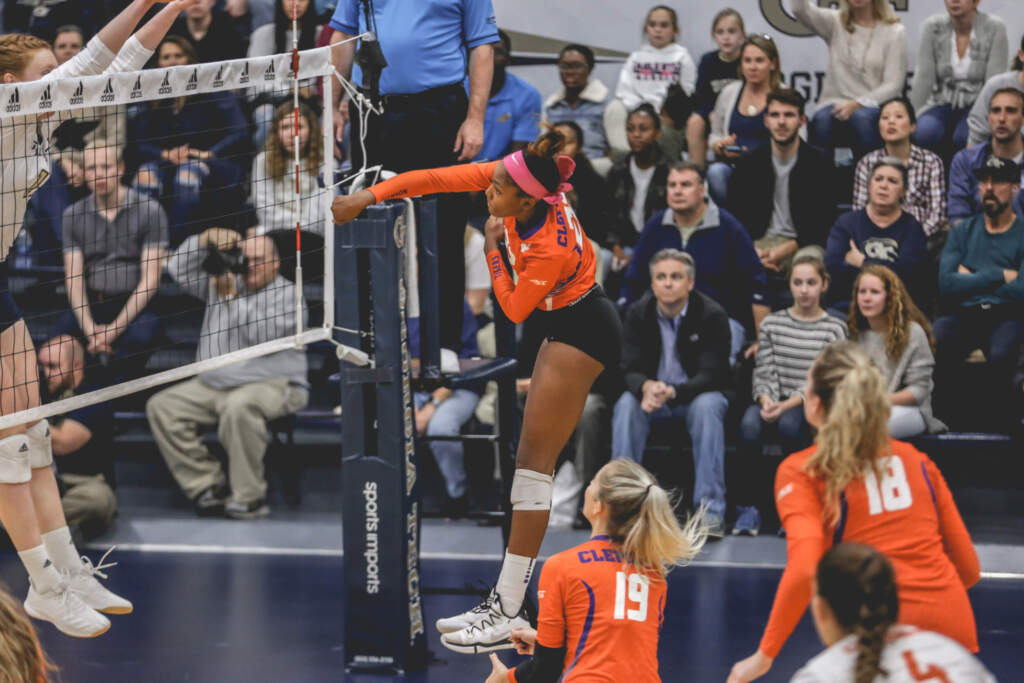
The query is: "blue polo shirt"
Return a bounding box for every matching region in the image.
[330,0,499,96]
[471,73,542,161]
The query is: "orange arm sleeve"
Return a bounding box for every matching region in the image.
[926,458,980,589]
[368,161,498,202]
[487,247,566,324]
[758,459,829,659]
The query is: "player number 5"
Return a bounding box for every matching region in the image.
[864,455,913,515]
[614,572,649,622]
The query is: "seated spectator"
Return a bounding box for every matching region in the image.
[60,140,168,382]
[170,0,248,63]
[615,5,696,111]
[966,33,1024,147]
[706,33,780,205]
[552,121,612,271]
[409,301,482,518]
[37,335,118,540]
[252,102,325,235]
[53,24,85,65]
[732,254,846,536]
[247,0,323,149]
[825,158,928,312]
[623,162,767,363]
[148,229,309,519]
[25,155,89,266]
[130,37,248,245]
[853,97,947,245]
[605,104,669,277]
[792,0,908,159]
[686,8,744,169]
[544,44,613,161]
[1,0,103,42]
[909,1,1007,152]
[936,155,1024,429]
[474,30,541,161]
[657,83,693,162]
[848,265,946,439]
[612,249,730,538]
[727,88,834,305]
[949,88,1024,225]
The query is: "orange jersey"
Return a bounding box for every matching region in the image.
[368,162,597,323]
[760,440,980,658]
[510,536,666,683]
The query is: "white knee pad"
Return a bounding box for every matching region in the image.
[510,469,553,511]
[26,419,53,469]
[0,434,31,484]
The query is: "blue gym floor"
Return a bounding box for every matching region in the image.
[1,549,1019,682]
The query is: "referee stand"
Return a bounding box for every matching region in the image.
[335,198,519,674]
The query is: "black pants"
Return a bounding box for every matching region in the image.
[350,85,469,350]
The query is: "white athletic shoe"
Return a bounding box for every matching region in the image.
[24,579,111,638]
[440,596,530,654]
[435,590,498,634]
[69,548,133,615]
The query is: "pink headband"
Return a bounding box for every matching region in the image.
[502,150,575,205]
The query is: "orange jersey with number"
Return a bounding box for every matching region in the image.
[760,440,980,659]
[511,536,666,683]
[368,161,597,323]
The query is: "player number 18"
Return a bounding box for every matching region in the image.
[864,455,913,515]
[614,572,649,622]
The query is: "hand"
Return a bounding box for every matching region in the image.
[516,378,531,395]
[87,324,117,355]
[957,264,973,274]
[743,343,759,360]
[713,134,741,159]
[163,145,190,166]
[510,627,537,655]
[331,189,376,225]
[761,401,784,423]
[727,650,774,683]
[831,100,862,121]
[334,104,349,143]
[759,247,781,272]
[187,148,212,160]
[844,239,865,268]
[485,653,509,683]
[414,403,434,436]
[224,0,247,17]
[454,117,484,161]
[484,216,505,249]
[641,381,668,413]
[1004,269,1018,284]
[201,227,241,251]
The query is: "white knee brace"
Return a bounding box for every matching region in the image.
[26,419,53,469]
[0,434,31,484]
[510,469,553,511]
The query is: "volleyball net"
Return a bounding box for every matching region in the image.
[0,45,340,430]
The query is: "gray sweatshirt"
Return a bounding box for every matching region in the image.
[168,235,308,390]
[856,323,946,434]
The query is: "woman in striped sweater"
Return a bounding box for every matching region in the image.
[731,253,847,536]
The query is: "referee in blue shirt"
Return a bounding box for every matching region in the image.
[329,0,498,349]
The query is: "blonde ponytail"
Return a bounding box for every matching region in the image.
[595,460,707,579]
[804,342,890,525]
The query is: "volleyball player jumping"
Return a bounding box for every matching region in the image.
[0,0,198,638]
[332,130,623,651]
[728,342,980,682]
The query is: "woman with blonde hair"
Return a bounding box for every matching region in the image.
[848,265,946,438]
[790,0,908,158]
[485,460,706,682]
[727,341,980,682]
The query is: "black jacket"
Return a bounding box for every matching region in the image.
[622,290,732,405]
[605,149,670,248]
[726,141,835,248]
[566,155,613,247]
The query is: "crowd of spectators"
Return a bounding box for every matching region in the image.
[4,0,1024,535]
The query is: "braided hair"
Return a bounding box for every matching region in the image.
[817,543,899,683]
[0,34,52,81]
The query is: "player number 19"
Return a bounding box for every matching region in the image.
[864,455,913,515]
[614,572,649,622]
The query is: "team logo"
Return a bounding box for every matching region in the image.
[263,61,276,82]
[239,62,250,85]
[186,68,199,92]
[130,76,144,100]
[158,72,173,96]
[5,88,20,113]
[100,78,115,103]
[38,85,52,110]
[212,65,226,88]
[69,81,84,106]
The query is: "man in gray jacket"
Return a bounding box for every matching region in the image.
[146,229,309,519]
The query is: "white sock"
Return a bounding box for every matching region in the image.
[18,544,62,593]
[41,526,83,573]
[495,552,535,617]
